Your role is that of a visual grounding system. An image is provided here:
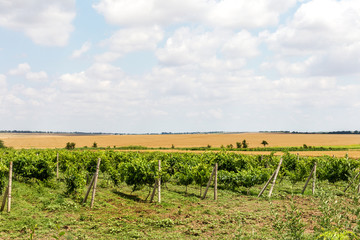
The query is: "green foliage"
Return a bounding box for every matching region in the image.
[119,157,157,192]
[64,167,86,198]
[1,148,360,239]
[227,144,233,149]
[175,163,194,193]
[193,162,211,195]
[0,160,8,194]
[65,142,76,150]
[317,156,358,183]
[242,140,248,148]
[0,148,360,201]
[0,139,6,148]
[272,201,306,240]
[317,229,357,240]
[12,151,55,182]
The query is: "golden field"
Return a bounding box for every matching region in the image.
[1,132,360,150]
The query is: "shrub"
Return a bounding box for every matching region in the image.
[0,140,5,148]
[65,142,76,150]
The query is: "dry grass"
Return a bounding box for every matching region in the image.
[1,132,360,149]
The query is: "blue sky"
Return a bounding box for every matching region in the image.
[0,0,360,133]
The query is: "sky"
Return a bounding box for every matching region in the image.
[0,0,360,133]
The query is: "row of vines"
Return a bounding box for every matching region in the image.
[1,149,360,199]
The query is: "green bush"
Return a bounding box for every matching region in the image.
[0,140,6,148]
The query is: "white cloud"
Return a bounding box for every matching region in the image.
[26,71,48,82]
[0,0,75,46]
[71,42,92,58]
[93,0,296,29]
[8,63,31,75]
[93,0,206,27]
[264,0,360,76]
[206,0,297,29]
[96,26,163,62]
[0,74,7,90]
[8,63,48,82]
[94,52,122,63]
[156,28,259,70]
[221,30,260,59]
[58,63,127,92]
[156,28,222,67]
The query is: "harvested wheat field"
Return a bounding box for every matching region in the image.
[1,132,360,149]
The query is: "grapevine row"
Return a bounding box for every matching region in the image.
[0,149,359,197]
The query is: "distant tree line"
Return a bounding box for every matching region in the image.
[260,131,360,134]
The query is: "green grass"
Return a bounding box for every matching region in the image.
[1,176,360,239]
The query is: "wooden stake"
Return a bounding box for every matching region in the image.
[214,163,218,201]
[1,187,8,212]
[82,173,96,204]
[202,165,216,199]
[258,170,276,197]
[158,159,161,203]
[343,171,360,193]
[56,153,59,179]
[150,182,157,202]
[90,158,101,208]
[7,161,13,212]
[357,177,360,194]
[312,162,317,194]
[302,163,316,194]
[268,158,283,197]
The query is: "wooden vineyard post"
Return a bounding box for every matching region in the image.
[202,164,217,200]
[214,163,218,201]
[357,177,360,194]
[312,162,317,194]
[158,159,161,203]
[150,159,162,203]
[90,158,101,209]
[1,162,13,212]
[268,158,283,197]
[343,171,360,193]
[82,174,96,204]
[56,153,59,180]
[150,182,157,203]
[302,163,316,194]
[1,187,8,212]
[258,171,276,197]
[7,161,12,212]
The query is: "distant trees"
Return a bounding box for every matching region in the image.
[261,140,268,147]
[242,140,248,148]
[236,140,248,149]
[65,142,76,150]
[92,142,98,148]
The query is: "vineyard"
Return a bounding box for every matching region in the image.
[1,149,360,239]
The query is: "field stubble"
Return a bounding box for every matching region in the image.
[2,132,360,158]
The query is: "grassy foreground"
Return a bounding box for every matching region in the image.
[1,174,360,239]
